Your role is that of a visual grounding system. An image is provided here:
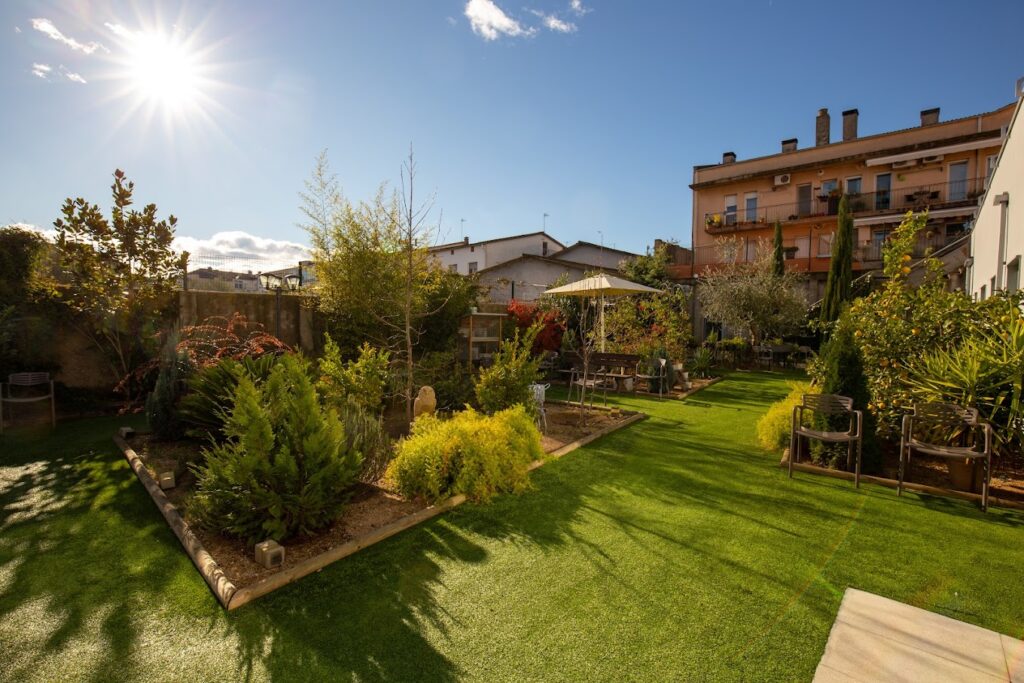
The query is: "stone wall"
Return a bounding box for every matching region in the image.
[178,290,317,354]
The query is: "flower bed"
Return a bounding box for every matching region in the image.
[118,402,642,608]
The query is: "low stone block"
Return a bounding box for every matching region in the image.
[255,540,285,569]
[118,426,135,439]
[158,471,176,490]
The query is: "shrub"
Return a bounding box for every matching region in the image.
[757,381,815,451]
[178,354,281,440]
[189,355,362,543]
[688,346,713,379]
[318,336,390,414]
[413,350,475,411]
[386,405,543,503]
[474,326,541,415]
[508,299,565,353]
[337,394,393,483]
[146,341,185,441]
[810,316,878,470]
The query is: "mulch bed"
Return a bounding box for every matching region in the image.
[878,448,1024,504]
[130,403,635,589]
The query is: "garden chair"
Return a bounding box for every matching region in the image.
[566,363,600,409]
[788,393,863,487]
[0,372,56,434]
[530,383,551,432]
[899,403,993,511]
[635,358,668,398]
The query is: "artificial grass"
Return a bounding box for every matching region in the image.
[1,372,1022,681]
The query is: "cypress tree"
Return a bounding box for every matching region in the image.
[772,220,784,277]
[820,194,853,325]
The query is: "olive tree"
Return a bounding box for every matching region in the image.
[697,238,808,345]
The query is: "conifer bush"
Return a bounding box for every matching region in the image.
[386,405,543,503]
[756,381,814,451]
[189,355,362,543]
[474,327,541,416]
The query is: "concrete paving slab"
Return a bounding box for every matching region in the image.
[814,588,1023,683]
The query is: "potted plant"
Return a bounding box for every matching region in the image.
[705,213,723,229]
[783,246,799,260]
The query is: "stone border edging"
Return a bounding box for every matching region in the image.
[114,434,238,609]
[114,409,647,610]
[782,454,1024,511]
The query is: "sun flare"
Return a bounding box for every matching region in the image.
[127,31,200,110]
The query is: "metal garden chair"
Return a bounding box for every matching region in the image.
[789,393,863,486]
[531,383,551,432]
[899,403,993,511]
[635,358,667,398]
[0,372,56,434]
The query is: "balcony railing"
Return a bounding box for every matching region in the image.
[703,177,986,233]
[678,228,965,274]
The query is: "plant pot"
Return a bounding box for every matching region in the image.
[946,459,980,493]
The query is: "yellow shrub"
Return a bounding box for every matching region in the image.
[756,381,815,452]
[386,405,544,503]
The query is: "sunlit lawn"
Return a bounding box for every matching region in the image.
[2,371,1023,682]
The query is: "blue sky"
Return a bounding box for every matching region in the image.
[2,0,1022,264]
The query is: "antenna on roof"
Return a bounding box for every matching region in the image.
[460,218,465,240]
[543,213,549,230]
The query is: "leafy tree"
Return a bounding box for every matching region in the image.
[820,195,854,326]
[474,326,542,416]
[0,226,50,305]
[605,288,691,361]
[771,221,784,278]
[697,239,807,345]
[51,170,186,399]
[620,242,671,287]
[302,150,458,421]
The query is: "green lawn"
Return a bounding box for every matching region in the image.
[2,371,1023,682]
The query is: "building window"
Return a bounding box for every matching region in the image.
[542,241,548,256]
[821,179,838,195]
[875,173,892,210]
[991,276,997,296]
[449,264,458,273]
[980,285,987,301]
[985,155,998,188]
[949,161,969,201]
[450,249,455,255]
[744,192,758,222]
[468,261,478,274]
[470,245,475,252]
[724,195,737,225]
[845,177,862,195]
[797,184,812,216]
[1007,256,1021,293]
[817,233,833,257]
[234,279,244,290]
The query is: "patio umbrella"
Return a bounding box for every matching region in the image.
[544,274,662,351]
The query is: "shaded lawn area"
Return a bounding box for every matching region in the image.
[2,372,1023,682]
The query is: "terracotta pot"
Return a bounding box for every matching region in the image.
[946,459,980,493]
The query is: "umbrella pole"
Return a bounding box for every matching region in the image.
[600,293,606,352]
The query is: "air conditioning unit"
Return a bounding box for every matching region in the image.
[920,154,944,164]
[891,159,918,170]
[773,173,791,186]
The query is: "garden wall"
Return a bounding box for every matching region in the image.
[178,290,317,354]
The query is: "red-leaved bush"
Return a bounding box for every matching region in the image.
[507,300,564,353]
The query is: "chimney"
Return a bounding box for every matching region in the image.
[463,236,469,244]
[815,108,830,146]
[722,151,736,164]
[842,109,858,141]
[781,138,798,153]
[920,108,940,126]
[1016,76,1024,99]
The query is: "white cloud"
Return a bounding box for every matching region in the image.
[173,231,312,271]
[59,65,86,84]
[464,0,535,40]
[103,22,135,39]
[30,18,107,54]
[530,10,577,33]
[31,63,51,79]
[570,0,591,15]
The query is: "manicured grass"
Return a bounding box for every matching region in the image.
[2,372,1023,681]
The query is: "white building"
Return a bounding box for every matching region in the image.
[549,241,638,271]
[969,93,1024,299]
[478,255,623,304]
[429,232,564,274]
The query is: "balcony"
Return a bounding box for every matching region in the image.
[703,177,986,233]
[667,228,966,280]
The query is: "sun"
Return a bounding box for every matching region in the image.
[126,31,200,111]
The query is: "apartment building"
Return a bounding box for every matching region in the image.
[969,92,1024,300]
[429,231,564,274]
[677,103,1015,307]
